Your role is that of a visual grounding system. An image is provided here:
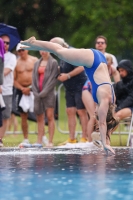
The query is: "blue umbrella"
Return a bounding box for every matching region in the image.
[0,23,20,51]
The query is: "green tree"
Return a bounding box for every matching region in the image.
[57,0,133,59]
[0,0,133,59]
[0,0,69,40]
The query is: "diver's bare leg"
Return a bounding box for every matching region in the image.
[21,37,93,67]
[82,90,96,141]
[98,100,115,155]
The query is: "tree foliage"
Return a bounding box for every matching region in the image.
[0,0,133,59]
[0,0,69,40]
[57,0,133,59]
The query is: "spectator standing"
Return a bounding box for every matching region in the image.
[50,37,89,144]
[95,35,118,68]
[14,43,38,147]
[31,51,58,147]
[0,35,17,147]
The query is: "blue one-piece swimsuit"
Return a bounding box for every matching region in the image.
[84,48,115,104]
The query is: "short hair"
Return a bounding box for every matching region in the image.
[95,35,107,44]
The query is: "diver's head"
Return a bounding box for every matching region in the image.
[50,37,69,48]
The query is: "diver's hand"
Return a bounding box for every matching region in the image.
[104,144,115,155]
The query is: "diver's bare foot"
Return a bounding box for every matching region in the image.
[104,144,115,155]
[21,36,36,45]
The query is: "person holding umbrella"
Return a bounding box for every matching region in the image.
[0,34,17,147]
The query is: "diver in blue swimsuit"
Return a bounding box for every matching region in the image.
[21,36,118,155]
[84,49,115,104]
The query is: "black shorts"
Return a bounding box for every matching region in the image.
[65,90,85,110]
[15,89,25,113]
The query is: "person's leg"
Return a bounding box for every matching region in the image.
[21,37,94,68]
[114,108,132,120]
[8,113,18,133]
[0,95,12,145]
[75,89,88,141]
[13,115,18,133]
[36,113,45,144]
[65,91,77,141]
[46,108,55,144]
[7,116,12,131]
[0,119,9,147]
[106,108,132,145]
[0,119,9,138]
[66,107,77,140]
[82,90,96,141]
[77,109,88,139]
[98,100,115,154]
[20,112,28,139]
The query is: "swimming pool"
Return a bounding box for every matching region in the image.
[0,147,132,200]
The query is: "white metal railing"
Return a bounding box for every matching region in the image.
[6,121,37,135]
[6,84,133,144]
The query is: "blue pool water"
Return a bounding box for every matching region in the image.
[0,147,133,200]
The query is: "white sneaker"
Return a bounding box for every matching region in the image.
[22,139,29,144]
[18,139,30,148]
[19,143,32,148]
[42,136,49,146]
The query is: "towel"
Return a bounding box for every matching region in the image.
[19,91,34,113]
[0,94,5,110]
[0,94,6,127]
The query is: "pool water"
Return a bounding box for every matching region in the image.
[0,147,133,200]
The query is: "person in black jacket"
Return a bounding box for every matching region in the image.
[114,59,133,120]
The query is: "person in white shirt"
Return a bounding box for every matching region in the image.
[0,35,17,147]
[95,35,118,68]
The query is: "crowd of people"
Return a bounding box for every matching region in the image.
[0,33,133,154]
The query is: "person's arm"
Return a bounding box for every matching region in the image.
[21,37,93,67]
[14,68,24,91]
[4,54,17,76]
[32,62,39,97]
[116,93,133,112]
[111,55,118,68]
[58,66,84,82]
[111,66,120,83]
[39,60,58,98]
[4,68,12,76]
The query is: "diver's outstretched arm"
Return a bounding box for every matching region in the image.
[21,37,94,67]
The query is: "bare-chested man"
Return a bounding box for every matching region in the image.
[14,43,38,146]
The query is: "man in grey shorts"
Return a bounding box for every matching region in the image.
[0,35,17,147]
